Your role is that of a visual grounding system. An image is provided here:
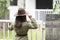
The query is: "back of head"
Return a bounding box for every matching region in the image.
[16,8,27,22]
[14,8,27,28]
[16,15,26,22]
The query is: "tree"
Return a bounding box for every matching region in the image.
[0,0,9,19]
[53,0,60,14]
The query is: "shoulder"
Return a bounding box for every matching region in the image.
[30,18,37,23]
[24,21,32,26]
[22,21,31,26]
[31,18,35,20]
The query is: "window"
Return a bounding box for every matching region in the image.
[36,0,53,9]
[10,0,17,6]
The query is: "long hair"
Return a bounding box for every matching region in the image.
[14,16,27,28]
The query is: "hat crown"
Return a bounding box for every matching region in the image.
[17,8,26,16]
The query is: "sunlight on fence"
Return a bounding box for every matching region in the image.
[0,9,52,40]
[0,20,15,40]
[28,21,46,40]
[0,20,44,40]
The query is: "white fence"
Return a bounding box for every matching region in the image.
[0,20,43,40]
[0,9,53,40]
[0,20,15,40]
[35,9,52,21]
[35,9,53,40]
[35,9,60,40]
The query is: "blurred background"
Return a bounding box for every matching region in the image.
[0,0,60,40]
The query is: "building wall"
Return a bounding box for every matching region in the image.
[25,0,36,18]
[8,0,36,21]
[8,6,18,22]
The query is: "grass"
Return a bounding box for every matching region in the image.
[0,30,16,39]
[0,31,3,38]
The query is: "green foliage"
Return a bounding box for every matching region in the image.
[53,1,57,13]
[53,0,60,14]
[0,0,9,19]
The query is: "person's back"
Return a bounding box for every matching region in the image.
[8,8,38,40]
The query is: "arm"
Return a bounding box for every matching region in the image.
[31,18,38,29]
[8,24,14,31]
[27,21,37,29]
[8,22,15,31]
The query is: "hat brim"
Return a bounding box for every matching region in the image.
[14,13,28,16]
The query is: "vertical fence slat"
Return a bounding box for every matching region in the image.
[12,30,15,40]
[31,29,32,40]
[0,10,53,40]
[8,23,10,40]
[3,23,5,40]
[0,20,11,40]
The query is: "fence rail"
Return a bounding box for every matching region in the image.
[0,20,15,40]
[35,9,53,21]
[0,9,53,40]
[0,20,45,40]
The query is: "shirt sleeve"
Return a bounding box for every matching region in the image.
[27,21,37,29]
[8,21,15,31]
[30,18,38,29]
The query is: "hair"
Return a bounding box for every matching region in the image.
[14,15,27,28]
[16,16,26,22]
